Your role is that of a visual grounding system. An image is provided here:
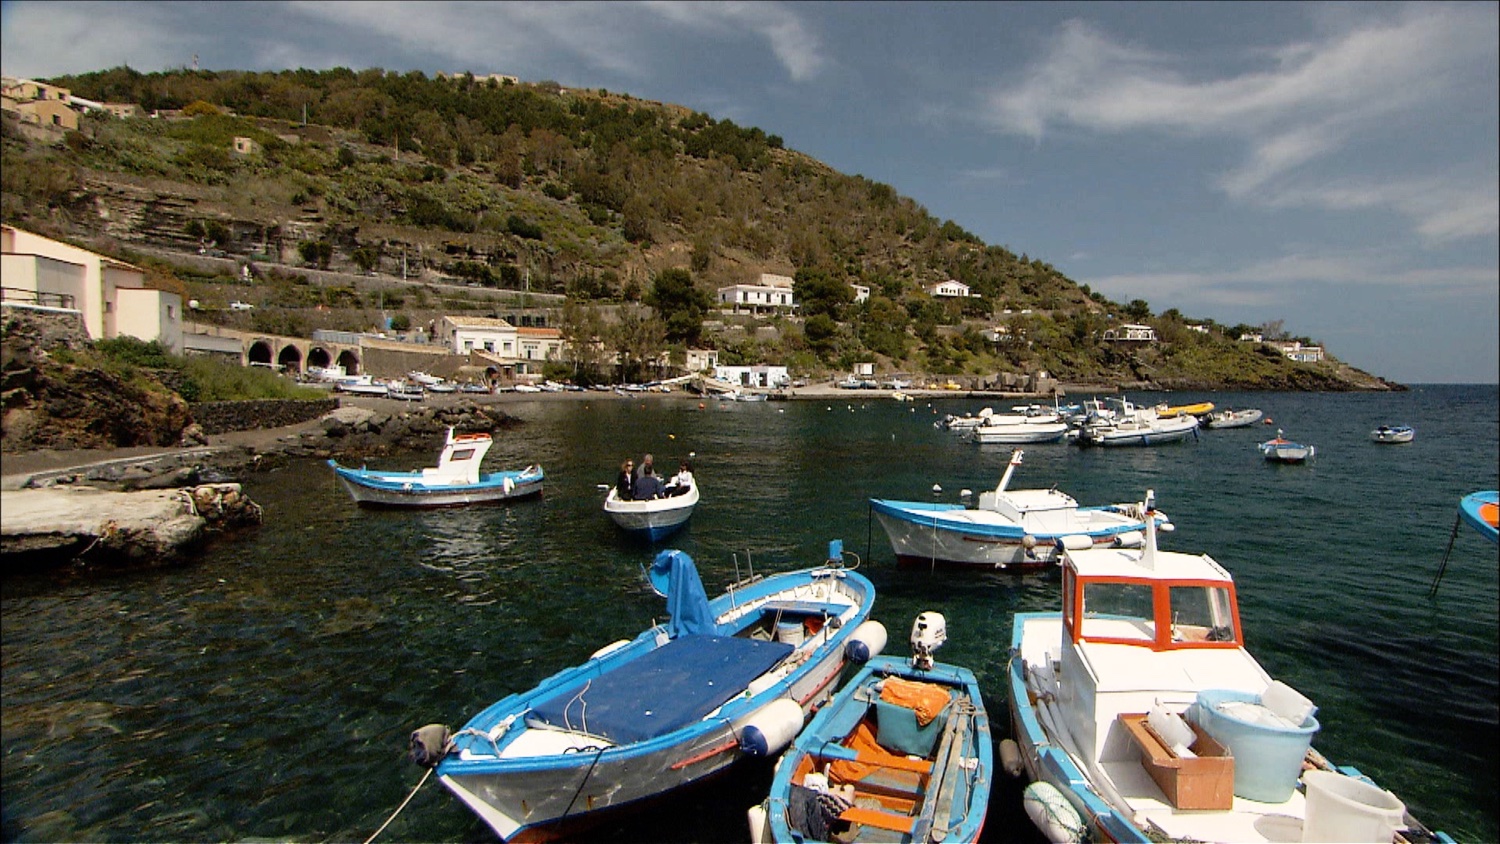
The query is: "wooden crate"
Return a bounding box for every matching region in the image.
[1120,712,1235,810]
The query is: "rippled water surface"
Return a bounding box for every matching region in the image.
[3,385,1496,842]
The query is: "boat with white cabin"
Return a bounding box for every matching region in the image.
[327,427,542,508]
[868,450,1171,571]
[1007,497,1451,844]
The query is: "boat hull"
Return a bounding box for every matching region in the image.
[1205,409,1264,429]
[971,423,1069,444]
[1460,490,1499,544]
[330,465,543,508]
[604,485,699,541]
[869,500,1160,570]
[1262,445,1314,463]
[437,565,876,842]
[763,655,992,843]
[1075,416,1198,447]
[1370,427,1414,443]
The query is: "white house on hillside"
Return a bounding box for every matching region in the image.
[1,224,182,352]
[924,279,971,298]
[1103,323,1157,342]
[717,272,797,314]
[437,315,564,372]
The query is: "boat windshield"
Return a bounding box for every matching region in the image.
[1066,572,1240,649]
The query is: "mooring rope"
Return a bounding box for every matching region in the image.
[364,766,432,844]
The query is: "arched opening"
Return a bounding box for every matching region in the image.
[307,346,333,369]
[336,349,361,376]
[277,344,304,376]
[247,340,274,367]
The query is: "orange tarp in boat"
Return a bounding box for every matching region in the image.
[880,677,951,726]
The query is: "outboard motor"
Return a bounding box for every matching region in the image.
[910,611,947,671]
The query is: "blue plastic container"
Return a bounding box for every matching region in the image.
[1189,688,1320,802]
[874,699,949,757]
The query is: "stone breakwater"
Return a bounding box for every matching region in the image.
[1,483,262,572]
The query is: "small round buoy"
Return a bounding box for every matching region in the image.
[699,403,705,409]
[669,434,676,439]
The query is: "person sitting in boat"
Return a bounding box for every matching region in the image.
[616,459,635,499]
[665,460,694,496]
[633,464,665,500]
[633,453,654,483]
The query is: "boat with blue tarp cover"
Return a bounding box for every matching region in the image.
[414,543,883,842]
[751,611,993,843]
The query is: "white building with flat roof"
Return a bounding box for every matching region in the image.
[1,225,182,352]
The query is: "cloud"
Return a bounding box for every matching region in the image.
[978,5,1499,244]
[285,1,649,78]
[1085,252,1499,311]
[1,2,186,77]
[641,1,824,82]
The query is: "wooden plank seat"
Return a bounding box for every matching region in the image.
[839,803,917,834]
[813,746,935,774]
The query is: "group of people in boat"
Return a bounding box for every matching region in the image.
[615,452,694,501]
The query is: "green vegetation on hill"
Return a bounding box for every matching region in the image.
[0,66,1395,389]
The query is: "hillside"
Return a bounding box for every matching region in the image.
[1,66,1399,390]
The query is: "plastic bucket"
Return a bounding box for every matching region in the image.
[1302,769,1405,842]
[1190,689,1319,802]
[775,621,804,646]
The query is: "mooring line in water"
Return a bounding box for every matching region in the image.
[364,766,432,844]
[1429,512,1463,598]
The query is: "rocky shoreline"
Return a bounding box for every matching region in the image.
[0,399,522,573]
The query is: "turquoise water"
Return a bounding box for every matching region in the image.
[2,385,1496,843]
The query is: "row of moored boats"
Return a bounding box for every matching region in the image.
[351,424,1479,843]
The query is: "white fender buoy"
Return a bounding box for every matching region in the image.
[1058,534,1093,551]
[736,698,804,757]
[844,620,888,663]
[589,639,632,661]
[1024,781,1086,844]
[999,738,1024,777]
[746,803,770,844]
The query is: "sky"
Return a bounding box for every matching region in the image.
[3,2,1497,384]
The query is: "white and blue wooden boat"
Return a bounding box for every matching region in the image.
[750,611,992,843]
[603,478,700,541]
[1074,398,1199,447]
[327,428,542,508]
[386,380,425,401]
[418,545,883,842]
[1460,490,1499,544]
[869,450,1171,571]
[1260,430,1315,463]
[1007,498,1452,844]
[1370,425,1415,444]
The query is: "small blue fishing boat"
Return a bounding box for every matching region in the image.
[416,544,883,842]
[751,611,992,843]
[1260,429,1315,463]
[602,475,699,541]
[327,427,542,508]
[1460,490,1499,544]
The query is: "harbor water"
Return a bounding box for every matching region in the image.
[3,385,1497,842]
